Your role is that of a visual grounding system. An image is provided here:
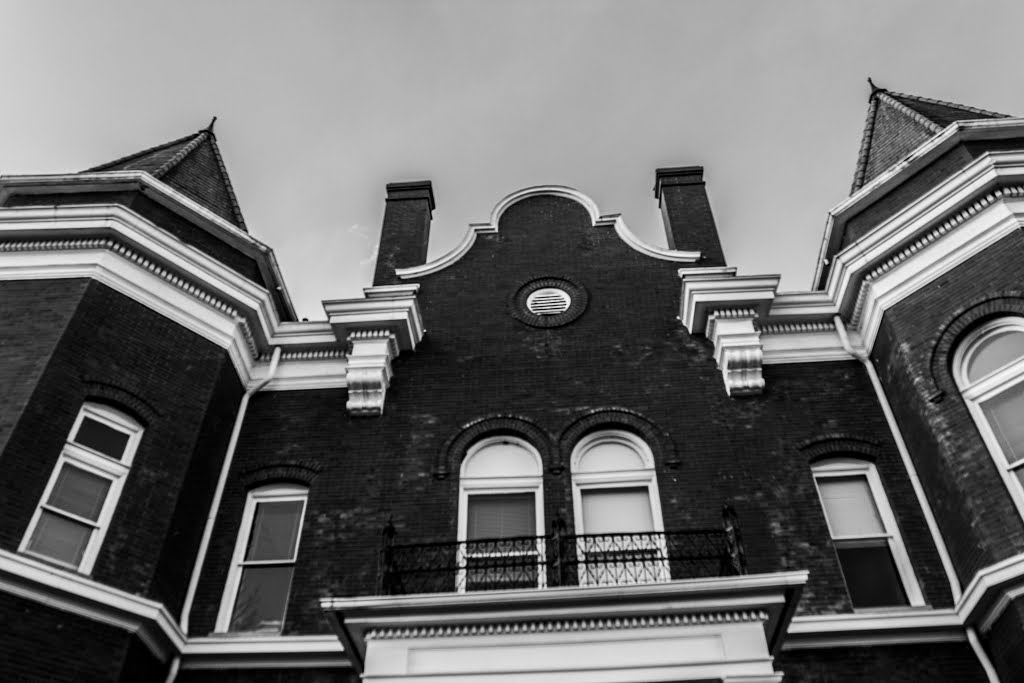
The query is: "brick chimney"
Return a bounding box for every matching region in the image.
[653,166,726,266]
[372,181,435,285]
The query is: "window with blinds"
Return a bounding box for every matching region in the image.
[21,403,142,574]
[814,463,920,608]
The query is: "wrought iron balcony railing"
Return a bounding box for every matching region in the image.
[378,505,746,596]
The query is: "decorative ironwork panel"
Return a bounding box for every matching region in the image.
[379,528,743,596]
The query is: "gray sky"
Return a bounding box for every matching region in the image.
[2,0,1023,320]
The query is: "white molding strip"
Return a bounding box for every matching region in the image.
[784,610,965,650]
[0,548,184,661]
[180,635,348,670]
[396,185,700,280]
[959,552,1024,631]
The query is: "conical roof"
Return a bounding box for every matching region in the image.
[84,121,248,231]
[850,83,1011,193]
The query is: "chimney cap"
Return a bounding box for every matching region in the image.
[653,166,705,199]
[386,180,435,211]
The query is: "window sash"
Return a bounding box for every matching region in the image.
[812,464,923,608]
[216,488,307,633]
[19,404,140,574]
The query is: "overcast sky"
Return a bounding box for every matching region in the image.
[2,0,1023,320]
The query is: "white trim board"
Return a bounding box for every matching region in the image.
[0,548,184,661]
[784,610,965,649]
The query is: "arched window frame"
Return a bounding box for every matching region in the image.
[570,430,667,586]
[216,483,308,633]
[457,436,546,592]
[811,457,924,608]
[20,402,143,574]
[953,316,1024,519]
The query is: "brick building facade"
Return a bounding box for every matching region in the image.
[0,85,1021,681]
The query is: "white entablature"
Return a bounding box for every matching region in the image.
[323,571,807,683]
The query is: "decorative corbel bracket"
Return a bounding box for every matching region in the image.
[323,284,425,416]
[679,271,780,397]
[707,309,764,396]
[345,331,399,416]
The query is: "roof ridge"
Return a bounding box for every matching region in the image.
[151,130,208,179]
[202,130,248,231]
[877,91,944,134]
[82,131,199,173]
[850,94,880,194]
[886,89,1012,120]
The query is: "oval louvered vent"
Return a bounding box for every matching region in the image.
[526,288,571,315]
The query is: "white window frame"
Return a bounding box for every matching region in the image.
[215,483,308,633]
[953,317,1024,520]
[457,436,546,592]
[19,402,142,574]
[812,457,924,608]
[570,430,669,586]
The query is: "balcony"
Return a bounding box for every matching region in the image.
[378,505,747,596]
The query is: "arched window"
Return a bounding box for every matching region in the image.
[216,484,307,632]
[20,402,143,573]
[570,430,667,586]
[812,458,923,608]
[458,436,545,591]
[954,317,1024,518]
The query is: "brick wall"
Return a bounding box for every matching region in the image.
[777,642,987,682]
[873,232,1024,585]
[191,195,954,635]
[0,280,241,608]
[0,591,136,682]
[0,278,88,468]
[984,595,1024,682]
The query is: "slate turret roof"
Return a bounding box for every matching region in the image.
[850,82,1011,194]
[83,119,248,231]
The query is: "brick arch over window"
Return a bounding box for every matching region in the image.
[926,293,1024,398]
[81,380,160,426]
[557,408,677,472]
[240,460,323,489]
[798,434,883,463]
[436,415,554,479]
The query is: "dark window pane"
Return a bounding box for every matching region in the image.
[229,565,295,632]
[467,494,535,540]
[47,465,110,521]
[836,542,908,608]
[27,511,93,566]
[73,418,131,459]
[245,500,304,561]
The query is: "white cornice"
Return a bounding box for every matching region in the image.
[678,274,780,335]
[784,609,964,649]
[0,203,425,391]
[0,171,299,320]
[396,186,700,280]
[0,548,185,661]
[958,552,1024,631]
[812,118,1024,287]
[181,635,348,670]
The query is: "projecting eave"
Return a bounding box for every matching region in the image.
[395,185,701,279]
[0,171,298,322]
[813,118,1024,289]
